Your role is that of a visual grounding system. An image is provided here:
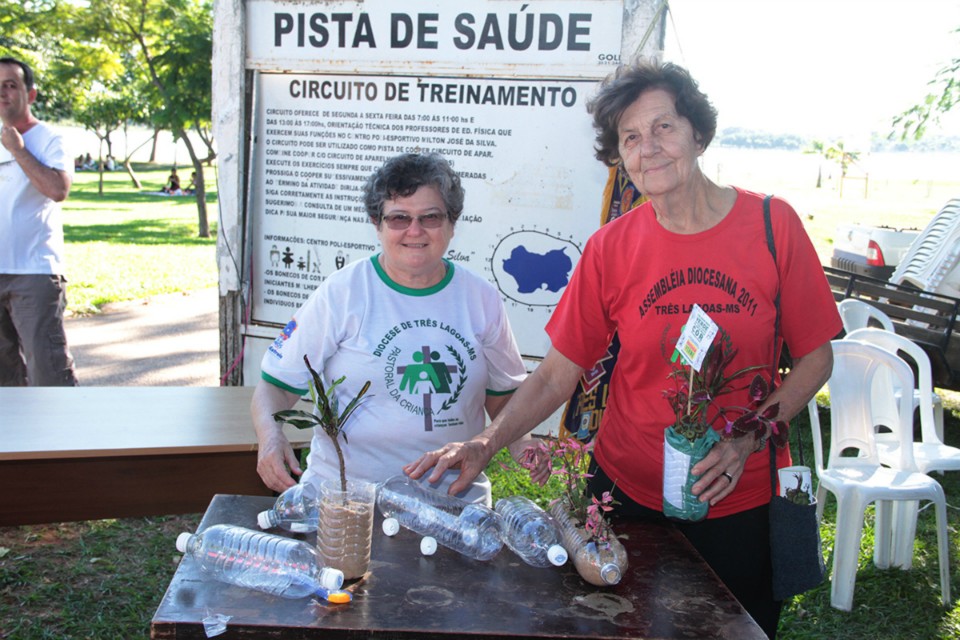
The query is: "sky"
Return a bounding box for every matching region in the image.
[660,0,960,143]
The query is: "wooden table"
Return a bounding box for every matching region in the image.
[151,494,767,639]
[0,387,311,526]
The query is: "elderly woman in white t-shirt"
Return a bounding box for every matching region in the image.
[251,152,527,504]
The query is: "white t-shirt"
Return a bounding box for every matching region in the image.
[261,255,527,504]
[0,122,73,275]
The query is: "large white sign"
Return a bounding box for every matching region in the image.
[246,0,625,76]
[250,72,608,357]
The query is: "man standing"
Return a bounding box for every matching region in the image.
[0,57,77,385]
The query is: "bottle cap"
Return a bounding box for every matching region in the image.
[325,590,353,604]
[382,517,400,537]
[319,567,345,591]
[600,562,622,585]
[547,544,568,566]
[420,536,437,556]
[256,510,273,530]
[175,532,192,553]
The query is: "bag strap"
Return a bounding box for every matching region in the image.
[762,195,803,499]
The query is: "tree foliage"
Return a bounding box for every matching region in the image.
[893,26,959,141]
[85,0,215,237]
[2,0,215,237]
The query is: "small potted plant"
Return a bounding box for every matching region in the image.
[663,338,788,522]
[273,355,374,580]
[513,436,628,586]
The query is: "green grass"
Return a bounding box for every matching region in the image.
[0,514,202,638]
[775,403,960,639]
[63,166,219,314]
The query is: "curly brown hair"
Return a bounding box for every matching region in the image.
[587,59,718,167]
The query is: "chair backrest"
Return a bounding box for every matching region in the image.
[845,327,941,444]
[824,340,918,471]
[837,298,895,333]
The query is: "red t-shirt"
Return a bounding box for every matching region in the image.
[546,187,842,518]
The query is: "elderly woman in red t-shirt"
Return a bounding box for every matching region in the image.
[406,60,840,639]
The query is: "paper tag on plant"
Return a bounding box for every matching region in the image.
[673,304,719,371]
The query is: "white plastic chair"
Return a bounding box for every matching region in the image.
[838,298,945,441]
[845,328,960,568]
[837,298,895,333]
[809,341,950,611]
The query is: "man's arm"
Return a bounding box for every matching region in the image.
[2,125,71,201]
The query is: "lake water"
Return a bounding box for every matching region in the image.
[703,146,960,186]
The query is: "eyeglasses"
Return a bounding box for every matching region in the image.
[380,212,448,230]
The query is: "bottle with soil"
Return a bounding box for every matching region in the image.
[549,501,628,586]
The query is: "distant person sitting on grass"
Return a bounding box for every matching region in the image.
[183,171,197,194]
[162,168,182,194]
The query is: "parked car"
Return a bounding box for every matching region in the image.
[830,223,920,279]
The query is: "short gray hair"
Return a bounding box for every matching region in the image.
[362,153,464,225]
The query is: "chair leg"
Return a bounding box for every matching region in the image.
[816,485,828,522]
[934,495,952,606]
[873,500,894,569]
[831,495,868,611]
[891,501,919,569]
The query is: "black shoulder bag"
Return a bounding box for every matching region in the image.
[763,194,827,601]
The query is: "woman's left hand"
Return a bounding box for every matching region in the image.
[689,436,756,505]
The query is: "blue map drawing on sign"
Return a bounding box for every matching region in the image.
[502,246,572,293]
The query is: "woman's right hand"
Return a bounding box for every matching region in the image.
[256,429,301,492]
[403,438,494,496]
[251,379,303,492]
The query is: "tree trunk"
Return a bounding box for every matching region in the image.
[149,127,159,163]
[122,130,155,190]
[176,126,210,238]
[123,161,142,189]
[97,140,104,196]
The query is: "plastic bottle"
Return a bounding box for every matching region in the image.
[257,482,320,533]
[549,503,628,587]
[376,475,504,561]
[494,495,568,568]
[176,524,344,599]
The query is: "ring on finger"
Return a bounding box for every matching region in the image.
[721,471,734,483]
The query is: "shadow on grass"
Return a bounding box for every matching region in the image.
[66,189,219,206]
[65,219,217,245]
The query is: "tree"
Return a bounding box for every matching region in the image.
[87,0,215,237]
[74,85,126,194]
[74,80,148,192]
[893,27,959,141]
[0,0,112,121]
[804,140,826,188]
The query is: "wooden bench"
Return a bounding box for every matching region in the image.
[824,266,960,390]
[0,386,311,526]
